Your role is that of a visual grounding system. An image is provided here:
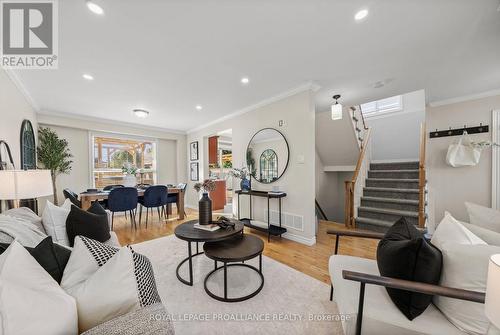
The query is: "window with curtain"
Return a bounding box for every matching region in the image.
[361,95,403,118]
[92,135,157,188]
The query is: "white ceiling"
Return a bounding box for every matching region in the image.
[13,0,500,132]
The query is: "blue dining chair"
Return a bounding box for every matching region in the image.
[162,183,187,219]
[138,185,168,227]
[100,184,124,212]
[107,187,138,230]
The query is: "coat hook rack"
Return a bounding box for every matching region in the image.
[429,123,489,139]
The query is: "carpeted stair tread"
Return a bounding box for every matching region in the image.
[367,178,419,182]
[361,196,419,205]
[370,161,419,170]
[364,187,420,194]
[357,206,419,218]
[355,217,394,228]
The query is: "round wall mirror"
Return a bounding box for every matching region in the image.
[246,128,289,184]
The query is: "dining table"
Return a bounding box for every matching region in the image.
[79,187,185,220]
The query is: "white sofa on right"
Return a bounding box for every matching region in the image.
[328,215,500,335]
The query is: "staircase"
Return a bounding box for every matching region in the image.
[355,161,425,232]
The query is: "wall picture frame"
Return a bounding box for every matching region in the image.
[190,141,199,161]
[190,162,199,181]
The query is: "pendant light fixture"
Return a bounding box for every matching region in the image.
[331,94,342,120]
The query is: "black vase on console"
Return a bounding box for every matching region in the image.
[198,192,212,225]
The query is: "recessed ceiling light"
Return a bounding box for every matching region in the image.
[196,105,203,111]
[82,74,94,80]
[241,77,250,85]
[133,109,149,118]
[354,9,368,21]
[86,1,104,15]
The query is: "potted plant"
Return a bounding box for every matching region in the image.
[121,162,138,187]
[193,179,217,225]
[37,127,73,205]
[229,167,252,191]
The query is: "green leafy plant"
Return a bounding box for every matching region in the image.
[37,127,73,205]
[121,162,138,175]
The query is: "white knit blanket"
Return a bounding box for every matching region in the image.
[0,214,47,247]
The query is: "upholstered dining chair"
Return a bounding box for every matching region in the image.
[138,185,168,227]
[162,183,187,219]
[63,188,81,208]
[107,187,138,230]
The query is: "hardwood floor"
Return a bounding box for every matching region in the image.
[113,208,378,284]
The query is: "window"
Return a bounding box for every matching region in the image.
[92,135,157,188]
[361,95,403,118]
[20,120,36,170]
[259,149,278,183]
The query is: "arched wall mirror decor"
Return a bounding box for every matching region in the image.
[247,128,289,184]
[20,120,36,170]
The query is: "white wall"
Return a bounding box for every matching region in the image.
[315,107,359,167]
[426,94,500,224]
[366,90,425,161]
[0,69,37,168]
[37,113,187,204]
[187,89,317,245]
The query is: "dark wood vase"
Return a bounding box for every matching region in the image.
[198,192,212,225]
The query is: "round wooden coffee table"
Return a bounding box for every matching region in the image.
[174,220,244,286]
[203,235,264,302]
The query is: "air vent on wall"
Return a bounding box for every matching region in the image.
[265,209,304,231]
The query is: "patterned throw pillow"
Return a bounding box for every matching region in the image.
[61,236,161,332]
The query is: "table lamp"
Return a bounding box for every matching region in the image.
[0,170,53,208]
[486,254,500,335]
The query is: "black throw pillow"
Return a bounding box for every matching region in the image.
[0,236,71,283]
[66,201,111,247]
[377,217,443,320]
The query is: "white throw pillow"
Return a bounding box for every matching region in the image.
[0,241,78,335]
[431,211,486,250]
[41,199,72,246]
[465,202,500,233]
[434,242,500,335]
[61,236,161,332]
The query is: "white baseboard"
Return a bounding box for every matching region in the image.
[185,204,197,209]
[371,158,419,164]
[282,232,316,246]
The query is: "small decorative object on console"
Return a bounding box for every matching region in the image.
[229,167,251,191]
[194,179,217,225]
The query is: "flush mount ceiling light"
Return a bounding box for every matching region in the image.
[133,109,149,118]
[355,9,368,21]
[331,94,343,120]
[196,105,203,111]
[86,0,104,15]
[241,77,250,85]
[82,74,94,80]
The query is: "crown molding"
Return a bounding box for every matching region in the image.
[4,69,40,111]
[428,88,500,108]
[186,81,321,134]
[37,110,187,136]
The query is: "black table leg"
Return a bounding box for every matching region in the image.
[176,241,204,286]
[224,262,228,300]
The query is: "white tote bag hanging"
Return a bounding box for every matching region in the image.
[446,132,482,167]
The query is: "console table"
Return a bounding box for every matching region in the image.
[235,190,287,242]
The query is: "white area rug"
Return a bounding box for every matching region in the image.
[133,235,345,335]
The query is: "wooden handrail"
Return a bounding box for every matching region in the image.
[418,122,426,228]
[357,105,368,130]
[344,128,372,228]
